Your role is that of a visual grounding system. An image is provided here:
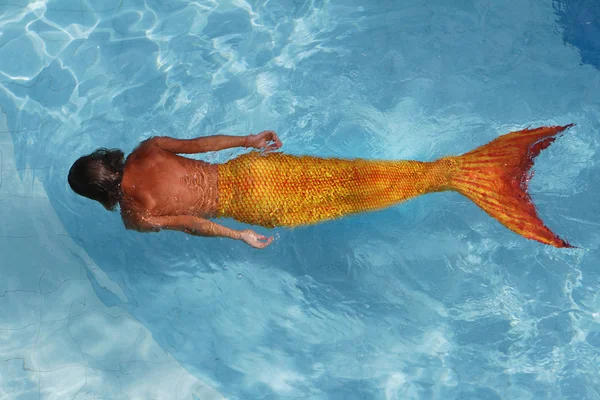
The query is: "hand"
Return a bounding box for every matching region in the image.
[245,130,282,153]
[240,229,274,249]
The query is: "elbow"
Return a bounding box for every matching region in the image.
[143,137,166,148]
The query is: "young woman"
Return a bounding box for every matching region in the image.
[68,126,573,249]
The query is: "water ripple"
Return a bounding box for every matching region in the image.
[0,0,598,398]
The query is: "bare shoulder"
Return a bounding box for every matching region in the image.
[127,137,161,161]
[120,203,159,233]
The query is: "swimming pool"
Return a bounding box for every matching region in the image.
[0,0,598,398]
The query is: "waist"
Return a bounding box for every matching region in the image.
[179,161,219,217]
[216,159,242,218]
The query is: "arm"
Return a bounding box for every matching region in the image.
[148,130,282,154]
[142,215,274,249]
[149,135,246,154]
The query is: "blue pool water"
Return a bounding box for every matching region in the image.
[0,0,599,398]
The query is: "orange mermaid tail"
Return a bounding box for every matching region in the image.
[217,125,573,248]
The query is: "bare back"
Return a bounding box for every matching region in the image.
[120,141,218,231]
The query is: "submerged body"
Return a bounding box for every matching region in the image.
[217,152,456,227]
[114,126,573,249]
[120,143,219,225]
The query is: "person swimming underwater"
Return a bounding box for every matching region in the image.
[68,126,574,249]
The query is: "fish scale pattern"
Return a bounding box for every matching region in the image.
[216,151,455,228]
[215,125,573,248]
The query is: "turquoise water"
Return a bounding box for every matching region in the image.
[0,0,599,398]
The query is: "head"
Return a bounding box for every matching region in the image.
[68,148,125,211]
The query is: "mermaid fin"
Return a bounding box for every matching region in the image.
[447,125,574,248]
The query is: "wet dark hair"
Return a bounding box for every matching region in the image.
[68,148,125,211]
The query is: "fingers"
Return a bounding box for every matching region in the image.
[269,131,282,148]
[257,130,282,153]
[272,132,282,146]
[263,145,278,154]
[256,236,274,248]
[250,233,274,248]
[262,140,282,154]
[241,229,274,249]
